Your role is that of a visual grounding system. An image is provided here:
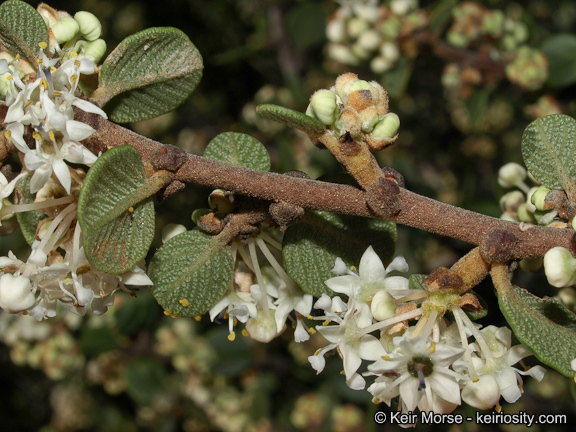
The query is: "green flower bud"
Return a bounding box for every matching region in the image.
[51,16,80,44]
[74,11,102,41]
[544,247,576,288]
[530,186,551,211]
[371,113,400,142]
[446,31,469,48]
[0,71,11,99]
[357,29,381,51]
[497,162,526,188]
[326,18,345,43]
[327,44,359,66]
[347,17,369,39]
[307,89,338,125]
[370,56,394,74]
[83,39,107,63]
[517,203,535,223]
[349,79,373,93]
[525,187,538,213]
[380,17,401,40]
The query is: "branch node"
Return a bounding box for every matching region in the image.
[366,176,402,217]
[152,144,189,172]
[480,228,519,263]
[424,267,464,292]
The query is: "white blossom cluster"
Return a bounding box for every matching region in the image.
[306,247,545,420]
[0,36,153,318]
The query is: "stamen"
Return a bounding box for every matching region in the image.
[39,42,48,49]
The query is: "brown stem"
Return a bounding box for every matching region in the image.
[490,261,514,297]
[450,247,490,293]
[4,105,576,261]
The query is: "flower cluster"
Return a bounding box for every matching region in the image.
[0,7,154,319]
[325,0,427,74]
[307,246,544,419]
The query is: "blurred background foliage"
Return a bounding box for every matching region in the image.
[1,0,576,430]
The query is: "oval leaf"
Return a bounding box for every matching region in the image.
[283,211,396,296]
[148,230,233,318]
[522,114,576,203]
[15,174,47,245]
[256,104,326,136]
[498,284,576,377]
[204,132,270,171]
[93,27,203,123]
[77,145,155,274]
[0,0,48,64]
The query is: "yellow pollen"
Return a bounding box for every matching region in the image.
[242,329,249,337]
[50,66,57,73]
[37,58,43,65]
[574,374,576,384]
[53,90,62,97]
[70,52,78,57]
[322,320,330,326]
[70,74,78,83]
[306,315,314,320]
[291,321,296,329]
[340,370,345,375]
[99,289,105,297]
[179,299,189,307]
[128,206,134,213]
[48,130,55,142]
[74,60,81,68]
[314,348,321,355]
[233,317,238,327]
[24,100,33,109]
[472,376,479,383]
[4,130,12,140]
[32,131,42,141]
[381,355,390,361]
[40,78,48,90]
[163,310,170,316]
[308,328,316,335]
[228,331,236,341]
[373,397,381,404]
[223,312,229,319]
[7,75,13,81]
[429,342,436,354]
[39,42,48,49]
[350,266,357,271]
[495,404,502,413]
[194,315,202,321]
[15,54,20,60]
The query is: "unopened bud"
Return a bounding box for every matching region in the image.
[83,39,107,62]
[544,247,576,288]
[461,374,500,410]
[357,29,381,51]
[516,203,535,223]
[371,113,400,142]
[74,11,102,41]
[307,89,338,126]
[51,16,80,44]
[497,162,526,188]
[371,290,396,321]
[326,18,345,43]
[0,273,36,313]
[530,186,550,211]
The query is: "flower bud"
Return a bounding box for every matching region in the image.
[380,42,400,63]
[0,273,36,313]
[307,89,338,126]
[380,17,401,40]
[327,44,358,66]
[497,162,526,188]
[370,56,394,74]
[516,203,535,223]
[371,290,396,321]
[74,11,102,41]
[357,29,381,51]
[530,186,550,211]
[326,17,345,43]
[347,17,369,39]
[82,39,107,63]
[246,310,281,342]
[499,190,524,212]
[360,106,379,133]
[51,16,80,44]
[371,113,400,142]
[390,0,418,16]
[544,247,576,288]
[461,374,500,410]
[161,223,187,243]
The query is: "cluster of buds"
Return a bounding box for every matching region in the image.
[38,4,106,62]
[325,0,427,74]
[445,2,548,91]
[306,73,400,151]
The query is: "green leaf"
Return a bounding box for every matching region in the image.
[148,230,233,318]
[283,211,396,297]
[256,104,326,136]
[0,0,48,64]
[77,145,155,274]
[93,27,203,123]
[498,284,576,377]
[522,114,576,203]
[15,175,47,246]
[541,34,576,88]
[204,132,270,171]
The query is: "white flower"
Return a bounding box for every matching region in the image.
[368,336,464,412]
[0,273,36,313]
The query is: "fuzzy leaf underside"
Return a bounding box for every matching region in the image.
[77,146,155,274]
[498,284,576,377]
[148,230,233,318]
